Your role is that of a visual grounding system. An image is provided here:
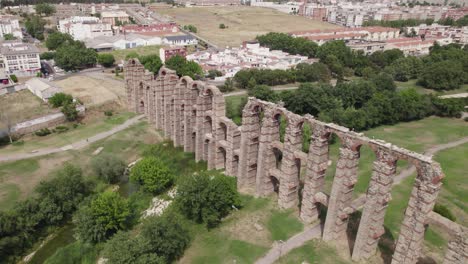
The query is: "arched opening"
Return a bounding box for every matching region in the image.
[273,147,283,170]
[191,132,196,152]
[204,116,213,135]
[219,122,227,141]
[232,155,239,176]
[270,176,280,193]
[218,147,227,169]
[139,100,144,113]
[273,113,288,143]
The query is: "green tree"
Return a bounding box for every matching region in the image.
[295,62,331,83]
[183,24,197,33]
[103,232,165,264]
[25,16,46,40]
[74,191,130,243]
[130,157,174,195]
[219,23,226,29]
[176,171,241,228]
[384,57,423,81]
[140,213,191,262]
[371,72,396,91]
[3,33,16,40]
[45,32,73,50]
[35,3,56,16]
[97,53,116,68]
[165,55,203,79]
[91,154,126,184]
[418,60,465,90]
[36,164,89,225]
[248,85,278,102]
[140,54,163,74]
[49,92,73,108]
[40,51,55,60]
[55,41,97,71]
[61,102,78,121]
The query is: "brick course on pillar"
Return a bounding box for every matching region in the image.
[322,138,360,243]
[352,147,397,261]
[300,125,329,223]
[391,163,442,264]
[124,59,455,264]
[278,116,303,209]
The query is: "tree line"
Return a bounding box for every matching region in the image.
[363,15,468,28]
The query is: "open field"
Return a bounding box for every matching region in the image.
[157,6,339,48]
[0,90,57,129]
[0,119,159,211]
[103,45,162,62]
[396,79,468,95]
[53,73,126,107]
[0,111,137,155]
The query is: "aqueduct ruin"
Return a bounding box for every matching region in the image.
[125,59,466,264]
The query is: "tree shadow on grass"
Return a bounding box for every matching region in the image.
[346,211,362,256]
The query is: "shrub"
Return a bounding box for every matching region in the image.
[97,54,115,68]
[61,103,78,121]
[130,157,174,195]
[104,110,113,117]
[35,128,51,136]
[433,203,456,222]
[175,171,241,228]
[464,116,468,122]
[55,125,69,133]
[74,191,130,243]
[91,154,126,184]
[219,23,226,29]
[49,93,73,108]
[40,51,56,60]
[9,75,18,83]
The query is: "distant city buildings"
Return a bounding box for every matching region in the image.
[406,23,468,45]
[0,15,23,40]
[101,10,130,26]
[120,23,179,36]
[290,27,400,45]
[0,40,41,76]
[187,41,310,80]
[174,0,242,6]
[58,16,113,41]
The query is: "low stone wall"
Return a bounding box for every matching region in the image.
[11,105,85,136]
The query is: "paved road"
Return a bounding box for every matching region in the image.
[223,86,299,97]
[0,115,145,163]
[255,224,322,264]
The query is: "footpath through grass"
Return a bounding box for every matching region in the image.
[0,111,136,155]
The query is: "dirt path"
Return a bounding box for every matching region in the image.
[255,224,322,264]
[0,115,145,163]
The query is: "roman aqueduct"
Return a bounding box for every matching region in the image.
[125,59,466,264]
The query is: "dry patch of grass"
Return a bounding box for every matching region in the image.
[53,74,126,107]
[0,90,57,128]
[157,6,340,48]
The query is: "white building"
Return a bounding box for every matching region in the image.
[163,35,198,46]
[101,11,130,26]
[187,41,310,80]
[58,16,113,41]
[0,15,23,40]
[84,34,162,51]
[0,41,41,76]
[25,78,61,102]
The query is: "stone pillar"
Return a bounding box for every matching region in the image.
[352,147,397,261]
[300,125,329,223]
[322,137,360,243]
[238,100,262,193]
[443,227,467,264]
[255,107,280,196]
[391,163,443,264]
[183,88,198,153]
[173,80,186,147]
[278,116,303,209]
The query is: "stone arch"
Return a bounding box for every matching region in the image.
[219,122,228,141]
[232,154,239,177]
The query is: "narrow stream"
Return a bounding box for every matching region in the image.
[27,180,136,264]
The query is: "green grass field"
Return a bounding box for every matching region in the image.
[0,112,136,155]
[396,79,468,95]
[276,240,350,264]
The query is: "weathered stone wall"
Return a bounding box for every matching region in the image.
[125,59,462,264]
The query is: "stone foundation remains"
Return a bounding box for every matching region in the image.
[125,59,466,264]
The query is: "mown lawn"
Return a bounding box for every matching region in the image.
[276,240,350,264]
[0,111,137,155]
